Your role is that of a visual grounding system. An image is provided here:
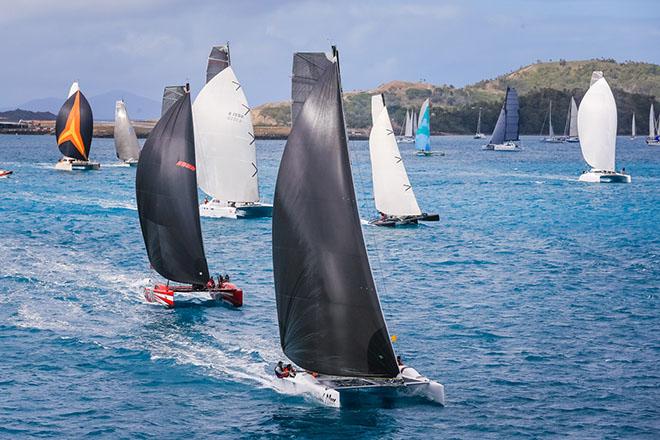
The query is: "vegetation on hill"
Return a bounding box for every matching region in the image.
[0,109,57,122]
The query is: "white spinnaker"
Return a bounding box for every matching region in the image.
[193,66,258,203]
[649,104,655,138]
[369,95,421,216]
[577,75,617,171]
[404,110,413,137]
[68,81,79,98]
[114,101,140,161]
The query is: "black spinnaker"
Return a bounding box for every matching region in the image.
[206,44,230,83]
[136,88,210,285]
[55,90,93,161]
[272,48,399,378]
[161,85,187,117]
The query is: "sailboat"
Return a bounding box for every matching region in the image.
[0,169,12,178]
[193,44,272,219]
[542,101,564,143]
[136,84,244,308]
[271,46,444,408]
[415,99,433,156]
[113,100,140,166]
[484,87,520,151]
[631,113,636,140]
[397,109,415,143]
[577,72,630,183]
[563,96,579,142]
[473,107,486,139]
[369,94,439,227]
[161,85,186,116]
[54,81,100,171]
[646,103,660,145]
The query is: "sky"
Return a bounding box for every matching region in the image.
[1,0,658,108]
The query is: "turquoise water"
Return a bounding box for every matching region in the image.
[0,134,658,438]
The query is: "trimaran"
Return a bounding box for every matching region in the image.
[272,46,445,407]
[136,84,244,307]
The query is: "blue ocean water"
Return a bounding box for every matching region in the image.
[0,134,658,438]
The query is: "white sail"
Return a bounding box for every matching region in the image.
[548,101,555,137]
[68,81,79,98]
[113,100,140,162]
[577,72,617,171]
[412,111,418,134]
[649,104,656,138]
[404,110,413,137]
[369,95,421,216]
[476,108,482,134]
[569,96,579,137]
[632,113,636,138]
[193,66,258,202]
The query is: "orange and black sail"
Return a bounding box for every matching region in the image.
[55,90,93,161]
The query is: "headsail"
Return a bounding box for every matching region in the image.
[114,100,140,162]
[577,71,617,171]
[548,101,555,137]
[193,45,258,203]
[56,83,93,161]
[273,48,398,378]
[136,88,209,285]
[161,85,186,117]
[370,94,421,217]
[476,108,482,134]
[206,44,230,84]
[415,99,431,152]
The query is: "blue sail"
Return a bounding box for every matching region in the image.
[415,99,431,152]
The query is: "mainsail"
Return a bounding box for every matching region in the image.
[404,109,413,137]
[415,99,431,152]
[577,71,617,171]
[161,86,186,117]
[272,48,398,378]
[291,52,334,124]
[193,45,259,203]
[114,100,140,162]
[569,96,578,137]
[412,110,418,134]
[548,101,555,137]
[55,84,93,161]
[370,94,421,217]
[136,89,210,285]
[649,104,656,138]
[206,44,230,83]
[489,87,519,144]
[632,113,636,138]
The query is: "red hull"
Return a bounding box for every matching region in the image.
[144,283,243,308]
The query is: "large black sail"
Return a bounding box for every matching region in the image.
[161,85,186,117]
[272,50,398,378]
[136,91,209,285]
[206,45,230,83]
[291,52,334,124]
[55,90,93,161]
[504,87,520,141]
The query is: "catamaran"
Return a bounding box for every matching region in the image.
[646,103,660,145]
[473,107,486,139]
[631,113,636,140]
[397,109,415,143]
[136,84,244,308]
[563,96,579,142]
[542,101,564,143]
[369,94,439,227]
[415,99,434,156]
[113,100,140,166]
[54,81,100,171]
[484,87,520,151]
[271,47,444,408]
[577,72,630,183]
[193,44,272,219]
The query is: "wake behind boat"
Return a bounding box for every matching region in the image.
[54,82,100,171]
[577,72,630,183]
[271,46,444,408]
[193,44,272,219]
[484,87,520,151]
[136,84,243,308]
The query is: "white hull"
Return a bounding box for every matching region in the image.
[646,138,660,146]
[578,169,631,183]
[565,137,579,143]
[276,366,445,408]
[542,137,564,143]
[484,142,520,151]
[473,133,486,139]
[200,199,273,219]
[54,158,100,171]
[397,136,415,144]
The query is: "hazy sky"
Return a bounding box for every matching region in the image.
[1,0,658,106]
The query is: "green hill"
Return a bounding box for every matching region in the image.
[253,59,660,136]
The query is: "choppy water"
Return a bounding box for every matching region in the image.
[0,134,658,438]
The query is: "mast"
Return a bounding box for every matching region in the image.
[569,96,578,138]
[136,85,210,285]
[273,48,398,378]
[56,83,93,161]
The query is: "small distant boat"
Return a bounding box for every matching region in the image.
[415,98,434,156]
[542,101,564,143]
[272,46,444,408]
[631,112,636,140]
[577,72,630,183]
[136,84,243,308]
[0,169,13,178]
[113,100,140,166]
[484,87,520,151]
[54,82,100,171]
[194,44,272,219]
[473,107,486,139]
[563,96,579,143]
[397,109,415,143]
[646,103,660,146]
[368,94,438,227]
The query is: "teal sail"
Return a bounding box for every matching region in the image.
[415,98,431,152]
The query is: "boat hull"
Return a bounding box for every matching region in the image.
[370,213,439,227]
[565,137,579,143]
[646,138,660,146]
[484,142,520,151]
[55,158,100,171]
[397,136,415,144]
[200,199,273,219]
[144,282,243,308]
[542,137,564,143]
[0,170,13,178]
[578,170,631,183]
[473,133,486,139]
